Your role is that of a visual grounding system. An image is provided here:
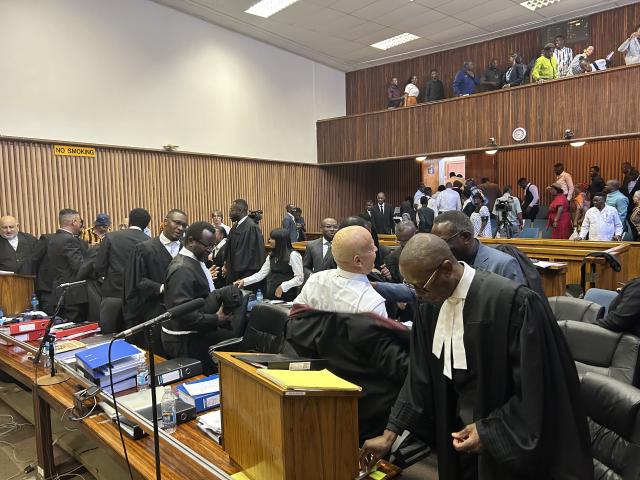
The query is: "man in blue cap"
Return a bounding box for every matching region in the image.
[82,213,111,247]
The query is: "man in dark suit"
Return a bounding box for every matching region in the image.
[282,204,298,243]
[94,208,151,333]
[162,221,232,373]
[371,192,395,234]
[360,200,375,223]
[122,209,187,354]
[209,226,228,289]
[32,233,55,314]
[0,216,37,274]
[224,198,265,284]
[303,217,338,277]
[47,209,88,322]
[417,196,435,232]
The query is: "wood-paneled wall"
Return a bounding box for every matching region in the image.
[345,3,640,115]
[491,137,640,205]
[0,138,420,237]
[318,65,640,164]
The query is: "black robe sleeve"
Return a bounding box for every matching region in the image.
[475,287,592,478]
[125,244,161,304]
[164,266,219,332]
[386,303,437,445]
[93,235,110,278]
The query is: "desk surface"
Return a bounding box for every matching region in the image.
[0,335,240,480]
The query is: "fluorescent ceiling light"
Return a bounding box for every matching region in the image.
[520,0,561,12]
[416,156,427,161]
[245,0,300,18]
[371,33,420,51]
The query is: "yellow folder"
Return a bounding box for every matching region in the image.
[256,368,362,392]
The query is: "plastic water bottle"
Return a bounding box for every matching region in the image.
[30,293,39,311]
[161,387,177,434]
[136,359,149,392]
[256,289,264,303]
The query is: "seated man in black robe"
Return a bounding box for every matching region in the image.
[224,199,265,285]
[593,276,640,337]
[122,209,187,354]
[162,221,232,373]
[361,234,593,480]
[0,216,38,274]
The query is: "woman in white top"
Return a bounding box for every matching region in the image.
[470,193,492,237]
[618,25,640,65]
[404,75,419,106]
[234,228,303,301]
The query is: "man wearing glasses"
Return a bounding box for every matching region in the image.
[162,221,232,373]
[361,234,592,480]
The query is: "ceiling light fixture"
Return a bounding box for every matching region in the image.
[416,156,427,161]
[371,33,420,51]
[563,129,585,147]
[245,0,301,18]
[519,0,561,12]
[570,141,586,148]
[485,137,498,155]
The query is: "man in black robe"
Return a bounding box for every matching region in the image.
[0,216,38,274]
[360,234,593,480]
[94,208,151,333]
[47,209,89,322]
[122,209,187,354]
[32,233,55,314]
[224,199,265,284]
[162,221,231,373]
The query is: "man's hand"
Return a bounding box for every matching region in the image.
[452,423,484,454]
[233,279,245,288]
[613,235,622,241]
[209,265,219,277]
[275,286,283,298]
[359,430,397,472]
[216,306,232,329]
[380,264,392,281]
[575,236,583,241]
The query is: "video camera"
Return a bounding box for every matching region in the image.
[494,199,512,212]
[248,209,263,223]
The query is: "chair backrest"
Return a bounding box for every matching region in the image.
[584,288,620,316]
[557,320,640,386]
[519,227,540,238]
[548,296,604,323]
[581,372,640,479]
[232,289,252,337]
[240,303,289,353]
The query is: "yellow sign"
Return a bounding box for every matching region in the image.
[53,145,96,157]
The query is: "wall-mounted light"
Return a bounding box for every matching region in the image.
[415,156,427,161]
[485,137,498,155]
[564,129,585,147]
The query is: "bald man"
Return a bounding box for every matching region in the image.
[303,217,338,277]
[0,216,37,274]
[293,225,386,317]
[382,220,416,283]
[361,234,592,480]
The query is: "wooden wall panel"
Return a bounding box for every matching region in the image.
[345,4,638,115]
[0,139,420,237]
[319,65,640,164]
[495,137,640,205]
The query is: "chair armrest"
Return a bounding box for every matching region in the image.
[209,337,244,354]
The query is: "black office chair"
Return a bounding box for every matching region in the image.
[581,372,640,478]
[548,296,604,323]
[208,303,289,366]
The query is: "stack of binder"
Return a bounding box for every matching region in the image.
[75,340,144,393]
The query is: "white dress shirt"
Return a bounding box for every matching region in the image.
[235,215,248,227]
[554,46,574,77]
[579,206,623,241]
[525,183,539,207]
[404,83,419,97]
[179,247,215,292]
[618,36,640,65]
[213,238,227,258]
[242,251,304,293]
[294,268,387,318]
[159,232,180,257]
[322,238,331,259]
[556,171,575,200]
[413,190,426,208]
[432,262,475,379]
[436,188,462,213]
[7,235,19,251]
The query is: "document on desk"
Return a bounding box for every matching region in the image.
[531,260,568,268]
[256,368,362,391]
[183,378,219,397]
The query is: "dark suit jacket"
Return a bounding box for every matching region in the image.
[595,277,640,337]
[302,237,336,277]
[210,241,227,289]
[32,234,54,293]
[282,214,298,243]
[94,228,149,298]
[0,232,38,274]
[47,230,88,290]
[164,254,219,333]
[371,202,395,234]
[383,247,404,283]
[417,206,435,233]
[225,217,265,282]
[474,242,525,285]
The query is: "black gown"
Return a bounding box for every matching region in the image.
[224,217,265,283]
[387,270,593,480]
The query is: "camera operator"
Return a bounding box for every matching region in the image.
[493,185,524,237]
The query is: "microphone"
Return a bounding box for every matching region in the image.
[114,298,205,340]
[58,280,87,288]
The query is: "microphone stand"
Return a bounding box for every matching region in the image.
[33,286,71,386]
[145,324,162,480]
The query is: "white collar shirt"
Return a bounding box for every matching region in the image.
[436,188,462,212]
[159,232,180,257]
[7,236,19,251]
[129,226,142,231]
[293,267,387,318]
[525,183,539,207]
[213,238,227,257]
[432,262,476,379]
[236,215,248,227]
[322,238,332,258]
[404,83,419,97]
[579,206,623,241]
[179,247,215,292]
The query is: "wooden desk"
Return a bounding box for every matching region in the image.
[216,352,360,480]
[0,333,239,479]
[536,264,568,297]
[0,274,35,315]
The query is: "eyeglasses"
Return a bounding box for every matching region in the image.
[196,239,215,250]
[442,231,463,244]
[406,260,444,294]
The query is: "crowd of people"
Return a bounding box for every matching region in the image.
[387,28,640,107]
